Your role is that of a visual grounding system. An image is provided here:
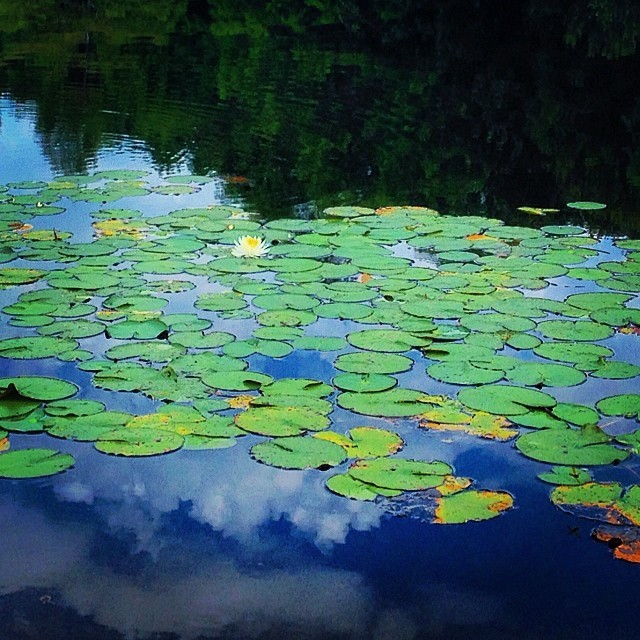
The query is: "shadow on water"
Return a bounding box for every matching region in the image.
[0,0,639,231]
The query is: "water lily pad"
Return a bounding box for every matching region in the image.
[105,341,186,363]
[106,319,168,340]
[37,320,105,340]
[235,406,329,436]
[0,377,78,401]
[337,388,432,417]
[314,426,403,458]
[516,426,629,465]
[566,201,606,210]
[458,385,556,416]
[551,403,599,426]
[292,336,348,351]
[45,411,131,441]
[349,457,452,491]
[0,448,75,478]
[551,482,640,527]
[537,320,614,342]
[262,378,333,398]
[95,427,184,456]
[334,352,413,375]
[332,373,397,393]
[533,342,613,367]
[325,473,402,501]
[223,338,292,358]
[596,394,640,419]
[505,362,586,387]
[169,331,235,349]
[346,329,429,353]
[251,436,347,469]
[427,361,504,385]
[537,466,593,485]
[44,399,105,417]
[434,489,514,523]
[202,371,273,391]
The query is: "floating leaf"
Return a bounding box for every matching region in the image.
[332,373,397,393]
[566,201,607,210]
[325,473,402,501]
[434,489,514,524]
[235,406,329,436]
[202,371,273,391]
[338,388,432,417]
[458,385,556,416]
[334,352,413,375]
[596,394,640,420]
[349,458,452,491]
[250,436,347,469]
[0,448,75,478]
[95,428,184,456]
[516,426,629,465]
[537,466,593,485]
[314,426,403,458]
[0,377,78,401]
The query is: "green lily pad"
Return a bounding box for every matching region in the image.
[337,388,432,417]
[596,394,640,419]
[533,342,613,367]
[250,436,347,470]
[516,426,629,465]
[427,361,504,385]
[551,482,640,526]
[551,403,600,426]
[169,331,235,349]
[45,411,131,441]
[235,406,329,436]
[0,336,78,359]
[44,399,105,417]
[434,489,514,524]
[566,201,606,210]
[261,378,333,398]
[349,457,452,491]
[202,371,273,391]
[334,352,414,375]
[0,377,78,401]
[37,320,105,340]
[314,302,374,321]
[106,319,168,340]
[537,466,593,485]
[105,342,186,363]
[292,336,348,351]
[346,329,429,353]
[314,426,403,458]
[223,338,292,358]
[537,320,614,342]
[458,385,556,416]
[325,473,402,501]
[505,362,586,387]
[332,373,397,393]
[0,448,75,478]
[95,427,184,456]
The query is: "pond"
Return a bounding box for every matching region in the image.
[1,3,639,639]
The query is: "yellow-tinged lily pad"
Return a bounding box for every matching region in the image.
[434,489,514,524]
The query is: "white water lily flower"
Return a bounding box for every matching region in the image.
[231,235,270,258]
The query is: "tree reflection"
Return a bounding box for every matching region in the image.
[0,0,638,231]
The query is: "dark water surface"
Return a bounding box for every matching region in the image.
[1,3,639,639]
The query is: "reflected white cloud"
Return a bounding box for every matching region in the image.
[53,444,383,553]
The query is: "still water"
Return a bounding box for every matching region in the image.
[1,3,639,639]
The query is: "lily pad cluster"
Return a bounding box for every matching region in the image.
[0,175,639,540]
